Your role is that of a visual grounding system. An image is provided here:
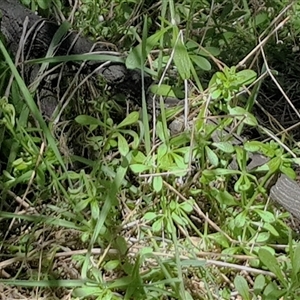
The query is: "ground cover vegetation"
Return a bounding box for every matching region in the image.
[0,0,300,299]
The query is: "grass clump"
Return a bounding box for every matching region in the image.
[1,0,300,299]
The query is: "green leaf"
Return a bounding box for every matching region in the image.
[212,141,235,153]
[117,111,139,128]
[263,223,279,237]
[205,146,219,166]
[143,212,157,221]
[234,211,246,228]
[126,28,168,69]
[235,69,257,86]
[130,164,150,173]
[252,232,270,243]
[117,133,129,156]
[37,0,51,9]
[234,275,250,300]
[203,168,239,176]
[180,201,194,213]
[75,115,104,126]
[152,218,163,232]
[150,84,177,97]
[267,157,281,173]
[153,176,163,192]
[104,260,120,271]
[190,55,211,71]
[172,212,187,226]
[228,106,258,126]
[292,243,300,275]
[215,190,237,206]
[115,236,128,255]
[253,274,266,295]
[254,209,275,223]
[258,248,286,285]
[173,40,191,79]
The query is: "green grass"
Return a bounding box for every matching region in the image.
[1,0,300,299]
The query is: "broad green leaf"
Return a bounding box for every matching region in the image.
[180,201,194,213]
[253,274,266,294]
[228,106,258,126]
[75,115,105,127]
[153,175,163,192]
[91,200,100,220]
[252,232,270,243]
[263,223,279,237]
[258,248,286,285]
[234,275,250,300]
[104,260,120,271]
[212,141,235,153]
[190,55,211,71]
[236,69,257,86]
[234,211,246,228]
[150,84,177,97]
[173,40,191,79]
[117,133,129,156]
[115,236,128,256]
[143,212,157,221]
[215,190,237,206]
[172,212,187,225]
[267,157,281,173]
[244,141,261,152]
[199,46,220,57]
[117,111,139,128]
[205,146,219,166]
[37,0,51,9]
[254,209,275,223]
[152,218,163,232]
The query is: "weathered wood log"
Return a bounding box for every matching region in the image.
[0,0,152,101]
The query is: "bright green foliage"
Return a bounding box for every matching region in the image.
[0,0,300,299]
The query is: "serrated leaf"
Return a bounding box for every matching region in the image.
[117,133,129,156]
[190,55,211,71]
[234,275,250,300]
[117,111,139,128]
[258,248,286,285]
[173,40,191,79]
